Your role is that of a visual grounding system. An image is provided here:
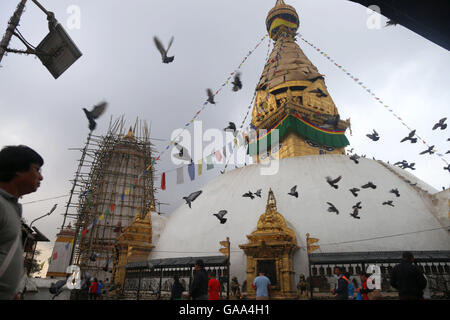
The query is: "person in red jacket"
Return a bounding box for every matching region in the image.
[355,272,372,300]
[89,278,98,300]
[208,272,221,300]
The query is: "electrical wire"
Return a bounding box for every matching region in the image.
[22,194,69,205]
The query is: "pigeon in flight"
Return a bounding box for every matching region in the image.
[254,189,262,198]
[206,88,215,104]
[349,187,360,197]
[385,19,398,27]
[366,129,380,141]
[232,72,243,92]
[444,165,450,172]
[323,114,340,130]
[153,36,174,63]
[326,202,339,215]
[352,201,362,210]
[173,142,191,162]
[89,252,99,262]
[183,190,202,208]
[288,185,298,198]
[326,176,342,189]
[350,208,361,219]
[348,148,354,153]
[394,160,408,167]
[402,162,416,170]
[400,130,417,143]
[432,118,447,130]
[82,101,107,131]
[213,210,228,224]
[224,122,236,133]
[382,200,395,207]
[390,188,400,197]
[309,88,327,97]
[361,182,377,189]
[349,154,360,164]
[242,191,254,199]
[419,146,435,155]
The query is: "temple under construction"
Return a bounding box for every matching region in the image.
[47,116,158,282]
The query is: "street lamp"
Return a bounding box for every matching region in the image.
[30,203,57,228]
[26,203,57,276]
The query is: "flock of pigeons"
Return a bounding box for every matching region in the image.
[364,117,449,173]
[181,173,402,224]
[323,175,400,220]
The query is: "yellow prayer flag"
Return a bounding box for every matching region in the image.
[125,188,130,195]
[307,245,320,254]
[98,213,105,221]
[198,159,203,176]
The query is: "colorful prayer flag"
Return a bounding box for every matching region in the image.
[206,155,214,170]
[176,167,184,184]
[214,150,223,162]
[161,172,166,190]
[198,159,203,176]
[188,161,195,181]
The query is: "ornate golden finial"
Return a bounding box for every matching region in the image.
[266,188,277,212]
[134,207,143,221]
[124,127,135,140]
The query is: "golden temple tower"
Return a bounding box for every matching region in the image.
[248,0,350,161]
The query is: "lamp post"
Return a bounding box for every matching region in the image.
[30,203,57,228]
[26,203,57,275]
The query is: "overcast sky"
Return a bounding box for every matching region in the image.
[0,0,448,274]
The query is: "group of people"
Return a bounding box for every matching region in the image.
[171,259,222,300]
[88,278,104,300]
[330,251,428,300]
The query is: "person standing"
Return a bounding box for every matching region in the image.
[189,259,208,300]
[330,266,348,300]
[171,276,185,300]
[208,272,221,300]
[0,145,44,300]
[252,271,271,300]
[230,276,241,298]
[390,251,427,300]
[96,280,104,300]
[89,278,98,300]
[355,272,372,300]
[296,274,308,299]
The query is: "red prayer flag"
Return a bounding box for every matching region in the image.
[110,204,116,212]
[214,150,223,162]
[161,172,166,190]
[52,252,58,260]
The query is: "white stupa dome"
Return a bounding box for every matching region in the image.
[149,155,450,282]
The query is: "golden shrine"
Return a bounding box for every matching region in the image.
[112,208,154,289]
[239,189,298,299]
[248,0,351,162]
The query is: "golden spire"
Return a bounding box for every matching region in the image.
[124,126,135,140]
[248,0,350,161]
